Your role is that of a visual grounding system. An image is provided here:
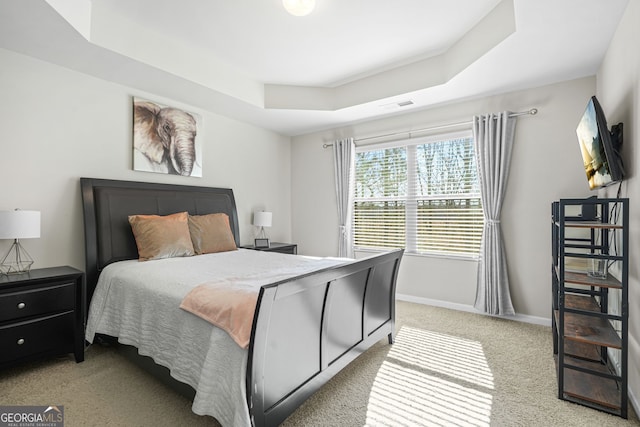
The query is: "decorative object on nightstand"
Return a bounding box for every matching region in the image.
[0,266,85,367]
[253,211,272,248]
[0,209,41,274]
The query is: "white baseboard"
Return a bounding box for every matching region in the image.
[396,293,552,327]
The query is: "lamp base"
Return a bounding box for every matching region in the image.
[0,239,34,275]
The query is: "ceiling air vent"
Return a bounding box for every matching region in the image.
[380,100,415,110]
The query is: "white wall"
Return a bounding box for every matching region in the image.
[596,0,640,411]
[0,47,292,272]
[292,77,596,320]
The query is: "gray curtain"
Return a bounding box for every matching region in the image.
[332,138,355,258]
[473,112,516,315]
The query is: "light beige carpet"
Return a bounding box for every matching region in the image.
[1,301,637,426]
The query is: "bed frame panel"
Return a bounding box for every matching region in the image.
[248,251,402,427]
[80,177,402,427]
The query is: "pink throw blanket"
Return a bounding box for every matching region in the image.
[180,280,259,349]
[180,257,346,348]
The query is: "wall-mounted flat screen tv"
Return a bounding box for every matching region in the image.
[575,96,624,190]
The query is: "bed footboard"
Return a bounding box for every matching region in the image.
[246,249,403,427]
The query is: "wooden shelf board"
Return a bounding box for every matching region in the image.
[562,319,621,348]
[561,359,622,411]
[562,395,624,417]
[563,271,622,289]
[553,297,621,349]
[563,340,601,362]
[565,294,600,311]
[562,221,623,230]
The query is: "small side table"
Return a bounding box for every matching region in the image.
[241,242,298,255]
[0,266,85,367]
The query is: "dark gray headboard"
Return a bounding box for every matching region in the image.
[80,178,240,302]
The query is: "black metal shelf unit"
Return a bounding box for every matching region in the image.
[551,197,629,418]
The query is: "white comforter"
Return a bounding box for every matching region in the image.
[85,249,346,427]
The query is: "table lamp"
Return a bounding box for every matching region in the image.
[0,209,41,274]
[253,211,272,248]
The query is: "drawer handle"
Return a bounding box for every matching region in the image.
[17,302,26,309]
[17,338,25,345]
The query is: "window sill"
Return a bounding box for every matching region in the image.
[354,248,479,262]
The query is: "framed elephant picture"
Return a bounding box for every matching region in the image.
[132,97,203,177]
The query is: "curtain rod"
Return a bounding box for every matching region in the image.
[322,108,538,148]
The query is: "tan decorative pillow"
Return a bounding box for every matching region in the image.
[128,212,195,261]
[188,213,237,255]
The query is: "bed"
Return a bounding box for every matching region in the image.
[80,177,403,427]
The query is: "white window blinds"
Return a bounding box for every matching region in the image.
[353,130,483,257]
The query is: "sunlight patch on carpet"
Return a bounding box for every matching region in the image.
[388,326,494,389]
[365,326,494,426]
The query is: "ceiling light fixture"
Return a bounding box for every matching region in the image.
[282,0,316,17]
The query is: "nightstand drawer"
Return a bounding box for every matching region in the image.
[0,311,74,363]
[0,282,76,323]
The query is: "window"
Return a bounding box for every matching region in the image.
[353,131,483,257]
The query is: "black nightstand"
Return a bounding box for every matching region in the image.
[241,242,298,255]
[0,266,85,367]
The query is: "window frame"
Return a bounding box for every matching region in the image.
[353,129,483,260]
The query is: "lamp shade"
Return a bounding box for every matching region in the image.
[0,210,41,239]
[253,211,272,228]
